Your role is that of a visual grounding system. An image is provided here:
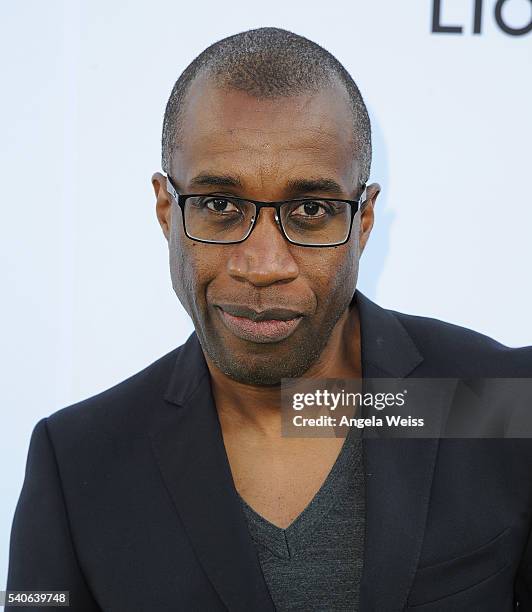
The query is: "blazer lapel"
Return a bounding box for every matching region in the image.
[355,291,457,611]
[149,333,275,612]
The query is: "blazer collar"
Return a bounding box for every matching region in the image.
[356,290,423,378]
[157,290,453,612]
[163,327,210,407]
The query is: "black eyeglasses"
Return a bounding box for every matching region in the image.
[166,175,368,247]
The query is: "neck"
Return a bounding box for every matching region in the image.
[205,302,362,437]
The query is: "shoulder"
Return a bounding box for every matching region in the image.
[45,344,184,442]
[390,308,532,377]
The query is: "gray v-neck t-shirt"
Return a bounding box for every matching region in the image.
[238,425,366,611]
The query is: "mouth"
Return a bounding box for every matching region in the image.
[214,304,304,344]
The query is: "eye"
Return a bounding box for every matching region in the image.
[291,200,329,218]
[204,197,240,214]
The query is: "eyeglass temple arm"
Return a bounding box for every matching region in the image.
[359,185,369,211]
[166,175,178,201]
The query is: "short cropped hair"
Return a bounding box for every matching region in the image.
[161,27,371,185]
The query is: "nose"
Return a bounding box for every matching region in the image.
[226,207,299,287]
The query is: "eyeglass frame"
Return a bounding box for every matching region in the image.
[165,174,368,248]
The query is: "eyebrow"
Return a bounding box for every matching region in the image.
[188,174,243,189]
[285,177,345,196]
[187,173,345,196]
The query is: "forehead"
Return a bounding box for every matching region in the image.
[172,74,359,194]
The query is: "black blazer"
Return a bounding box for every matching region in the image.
[6,291,532,611]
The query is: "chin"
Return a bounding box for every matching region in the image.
[221,364,293,386]
[198,318,327,385]
[211,342,320,386]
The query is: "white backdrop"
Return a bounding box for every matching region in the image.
[1,0,531,587]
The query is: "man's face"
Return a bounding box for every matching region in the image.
[154,74,378,385]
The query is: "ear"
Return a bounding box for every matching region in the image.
[359,182,380,254]
[152,172,172,241]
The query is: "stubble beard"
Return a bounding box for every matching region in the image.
[194,303,350,387]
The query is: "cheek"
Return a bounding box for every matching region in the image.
[168,212,203,315]
[168,241,191,315]
[308,242,359,309]
[334,217,362,291]
[168,217,222,318]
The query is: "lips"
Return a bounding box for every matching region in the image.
[215,304,303,343]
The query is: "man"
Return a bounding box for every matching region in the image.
[6,27,532,611]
